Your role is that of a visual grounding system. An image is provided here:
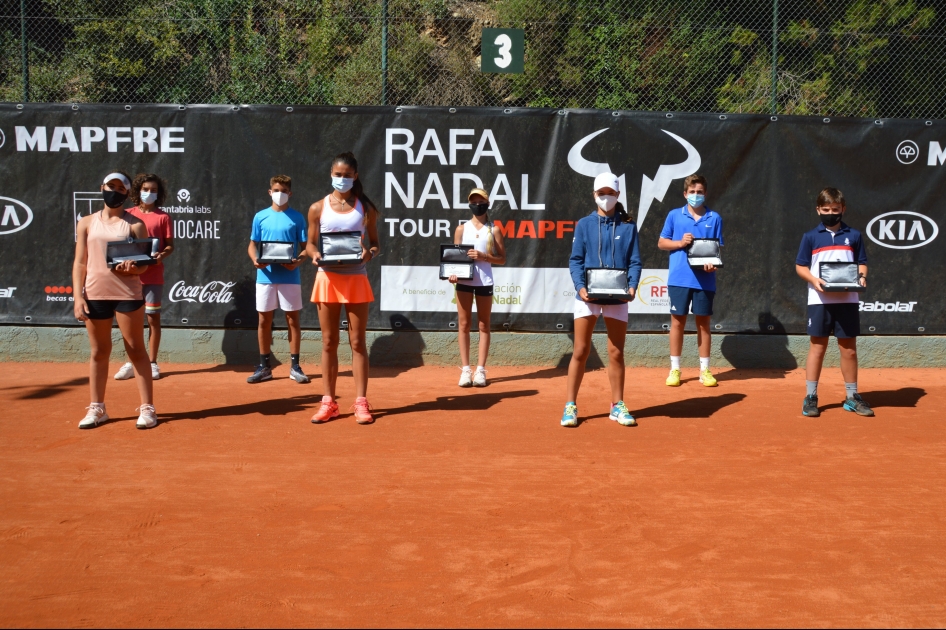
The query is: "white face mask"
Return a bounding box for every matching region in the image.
[140,191,157,205]
[271,191,289,206]
[332,177,354,193]
[595,194,618,212]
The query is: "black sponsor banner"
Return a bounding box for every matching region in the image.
[0,104,941,334]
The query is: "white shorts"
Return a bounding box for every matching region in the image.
[256,283,303,313]
[573,297,629,322]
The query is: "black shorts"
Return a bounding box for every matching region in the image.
[455,284,494,297]
[85,299,145,320]
[807,303,859,338]
[668,285,715,316]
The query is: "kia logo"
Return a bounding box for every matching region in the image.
[896,140,919,164]
[866,211,939,249]
[168,280,235,304]
[0,196,33,235]
[177,188,191,202]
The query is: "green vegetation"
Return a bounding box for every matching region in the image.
[0,0,941,117]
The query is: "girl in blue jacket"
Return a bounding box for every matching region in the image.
[562,172,642,428]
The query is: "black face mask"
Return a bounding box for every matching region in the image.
[102,190,128,209]
[470,202,489,216]
[819,212,842,227]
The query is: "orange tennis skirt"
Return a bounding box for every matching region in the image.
[310,270,374,304]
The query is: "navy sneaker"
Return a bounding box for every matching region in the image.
[289,364,309,384]
[843,393,874,417]
[802,394,820,417]
[246,365,272,384]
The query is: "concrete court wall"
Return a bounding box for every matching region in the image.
[1,325,944,368]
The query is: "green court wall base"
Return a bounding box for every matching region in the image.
[1,326,944,368]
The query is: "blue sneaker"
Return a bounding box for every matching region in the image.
[246,365,272,384]
[561,402,578,428]
[609,401,637,426]
[842,393,874,417]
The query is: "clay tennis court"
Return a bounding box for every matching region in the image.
[1,362,944,626]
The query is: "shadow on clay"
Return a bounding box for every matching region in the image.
[820,387,926,411]
[10,376,88,400]
[577,392,747,425]
[372,389,540,420]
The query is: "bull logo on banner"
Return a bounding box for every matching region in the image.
[566,129,701,228]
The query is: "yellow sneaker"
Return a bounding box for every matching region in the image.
[665,369,682,387]
[700,368,718,387]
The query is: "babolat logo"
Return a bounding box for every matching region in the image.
[0,287,15,298]
[866,211,938,249]
[13,126,184,152]
[859,300,917,312]
[168,281,235,304]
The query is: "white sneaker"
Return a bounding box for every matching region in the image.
[151,363,160,380]
[136,404,158,430]
[458,367,473,387]
[473,368,487,387]
[79,403,108,429]
[114,362,134,380]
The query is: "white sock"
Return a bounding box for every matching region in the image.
[476,365,486,372]
[670,356,681,370]
[461,365,471,372]
[700,357,710,371]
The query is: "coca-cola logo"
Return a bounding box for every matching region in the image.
[168,280,235,304]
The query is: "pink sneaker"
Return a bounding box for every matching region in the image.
[311,396,339,423]
[352,397,374,425]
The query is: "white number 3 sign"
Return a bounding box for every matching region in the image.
[494,34,512,69]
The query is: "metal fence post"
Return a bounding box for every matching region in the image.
[381,0,388,106]
[770,0,778,115]
[21,0,28,102]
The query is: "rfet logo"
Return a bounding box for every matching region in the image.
[866,211,938,249]
[896,140,919,164]
[168,280,235,304]
[0,196,33,235]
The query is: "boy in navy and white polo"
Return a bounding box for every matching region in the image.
[794,187,873,417]
[658,174,723,388]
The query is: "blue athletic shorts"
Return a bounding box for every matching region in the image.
[807,303,859,338]
[668,285,715,317]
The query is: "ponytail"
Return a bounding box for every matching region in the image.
[333,151,378,224]
[615,201,634,223]
[484,211,497,256]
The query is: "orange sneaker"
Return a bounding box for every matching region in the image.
[310,396,339,423]
[352,397,374,425]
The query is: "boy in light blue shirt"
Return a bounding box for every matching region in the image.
[658,174,723,387]
[246,175,308,385]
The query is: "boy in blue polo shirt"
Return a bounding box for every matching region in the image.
[658,174,723,387]
[795,187,873,417]
[246,175,309,385]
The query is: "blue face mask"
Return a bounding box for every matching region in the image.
[332,177,354,193]
[687,193,705,208]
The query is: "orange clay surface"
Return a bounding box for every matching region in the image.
[1,362,945,627]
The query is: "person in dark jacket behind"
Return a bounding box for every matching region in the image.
[561,172,642,428]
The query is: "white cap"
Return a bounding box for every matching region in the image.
[103,172,131,188]
[593,172,620,194]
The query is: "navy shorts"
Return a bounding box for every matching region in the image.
[668,285,715,317]
[807,303,859,338]
[85,299,145,320]
[455,283,494,297]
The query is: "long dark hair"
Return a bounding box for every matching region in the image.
[333,152,376,216]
